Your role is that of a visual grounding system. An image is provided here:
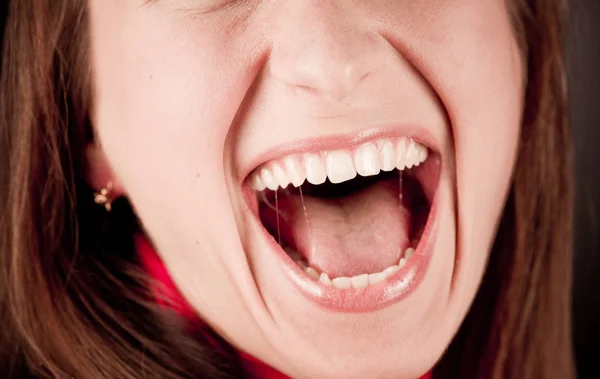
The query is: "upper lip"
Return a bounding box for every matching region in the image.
[241,124,441,183]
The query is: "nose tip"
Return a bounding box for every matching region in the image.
[270,52,375,101]
[268,4,387,101]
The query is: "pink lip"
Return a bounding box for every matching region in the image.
[241,124,443,312]
[240,124,441,181]
[250,185,440,312]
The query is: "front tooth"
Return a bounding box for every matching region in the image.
[354,143,380,177]
[351,273,369,289]
[331,277,352,289]
[261,167,279,190]
[305,267,319,280]
[379,140,396,172]
[368,272,385,285]
[319,273,332,286]
[405,140,418,168]
[326,150,357,184]
[272,164,290,189]
[404,247,415,259]
[396,139,408,170]
[251,173,267,191]
[304,154,327,185]
[284,156,306,187]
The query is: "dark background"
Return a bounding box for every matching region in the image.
[568,0,600,378]
[0,0,598,377]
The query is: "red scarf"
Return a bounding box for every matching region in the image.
[136,234,432,379]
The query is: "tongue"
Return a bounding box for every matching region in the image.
[261,178,412,278]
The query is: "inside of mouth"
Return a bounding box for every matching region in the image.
[256,163,432,286]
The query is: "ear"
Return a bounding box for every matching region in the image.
[84,142,125,198]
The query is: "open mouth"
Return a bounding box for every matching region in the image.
[245,135,440,308]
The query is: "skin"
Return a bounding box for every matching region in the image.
[87,1,523,378]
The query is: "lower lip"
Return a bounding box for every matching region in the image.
[248,185,441,312]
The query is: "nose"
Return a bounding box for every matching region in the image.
[268,1,388,101]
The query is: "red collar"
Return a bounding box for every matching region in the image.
[135,234,431,379]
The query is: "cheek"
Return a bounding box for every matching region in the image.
[425,2,523,302]
[452,15,522,280]
[383,0,523,293]
[382,0,523,241]
[88,4,254,285]
[91,13,229,159]
[89,5,260,216]
[87,4,272,341]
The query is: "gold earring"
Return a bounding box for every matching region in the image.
[94,180,114,211]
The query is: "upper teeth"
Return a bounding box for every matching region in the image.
[250,137,429,191]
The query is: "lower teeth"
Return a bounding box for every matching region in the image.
[284,246,416,289]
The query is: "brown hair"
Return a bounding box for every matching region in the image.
[0,0,574,378]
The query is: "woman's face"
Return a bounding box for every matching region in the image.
[88,1,522,378]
